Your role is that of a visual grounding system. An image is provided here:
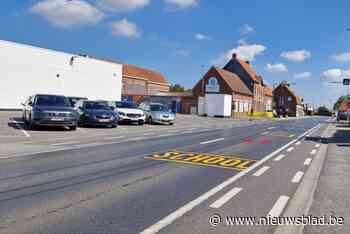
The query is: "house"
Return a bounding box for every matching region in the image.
[273,81,304,117]
[193,66,254,117]
[223,53,268,112]
[122,64,170,102]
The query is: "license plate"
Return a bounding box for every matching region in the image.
[51,117,64,121]
[98,119,110,122]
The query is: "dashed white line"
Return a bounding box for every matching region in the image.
[304,158,312,166]
[310,149,317,155]
[268,127,275,130]
[261,131,269,135]
[268,196,290,217]
[209,187,242,209]
[295,141,301,146]
[129,137,146,141]
[291,171,304,183]
[274,154,286,162]
[252,166,270,177]
[105,136,124,140]
[143,133,156,136]
[51,141,80,146]
[315,144,321,148]
[157,134,173,137]
[200,138,225,145]
[286,147,294,152]
[10,118,30,137]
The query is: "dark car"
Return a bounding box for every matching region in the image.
[337,111,348,121]
[75,100,117,128]
[22,94,79,130]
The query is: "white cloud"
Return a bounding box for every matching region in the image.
[322,68,350,82]
[165,0,198,9]
[212,43,266,65]
[331,52,350,62]
[266,63,288,73]
[111,19,140,38]
[97,0,150,12]
[30,0,104,28]
[195,33,210,40]
[293,72,311,79]
[175,48,191,56]
[280,50,311,62]
[239,24,255,35]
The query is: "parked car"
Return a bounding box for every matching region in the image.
[110,101,145,125]
[22,94,79,130]
[75,100,117,128]
[139,102,175,125]
[337,111,348,121]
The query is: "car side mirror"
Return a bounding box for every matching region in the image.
[28,101,33,106]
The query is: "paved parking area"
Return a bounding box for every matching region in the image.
[0,111,270,157]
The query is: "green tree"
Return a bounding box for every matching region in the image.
[170,84,191,93]
[333,96,348,110]
[317,106,331,116]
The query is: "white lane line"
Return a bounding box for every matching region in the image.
[129,137,145,141]
[295,141,301,146]
[182,131,193,134]
[10,118,30,137]
[268,196,290,217]
[315,144,321,148]
[167,130,179,133]
[105,136,124,140]
[158,134,173,137]
[261,131,269,135]
[77,127,86,133]
[286,147,294,152]
[274,154,286,162]
[200,138,225,145]
[143,133,156,136]
[252,166,270,177]
[268,127,275,130]
[139,124,321,234]
[209,187,242,209]
[304,158,312,166]
[291,171,304,183]
[51,141,80,146]
[310,149,317,155]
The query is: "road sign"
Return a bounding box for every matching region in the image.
[343,78,350,86]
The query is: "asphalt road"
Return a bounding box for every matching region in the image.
[0,116,327,234]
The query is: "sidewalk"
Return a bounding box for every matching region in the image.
[304,123,350,233]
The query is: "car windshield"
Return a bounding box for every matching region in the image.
[150,104,168,112]
[84,102,110,110]
[116,102,138,109]
[35,95,70,107]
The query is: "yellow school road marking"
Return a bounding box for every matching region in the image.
[145,151,256,171]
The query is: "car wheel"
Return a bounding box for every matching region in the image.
[169,122,174,126]
[148,117,153,124]
[111,124,117,128]
[138,121,144,126]
[69,126,77,131]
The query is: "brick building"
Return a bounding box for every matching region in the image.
[273,81,304,117]
[122,64,170,102]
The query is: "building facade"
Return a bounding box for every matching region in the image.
[193,66,254,117]
[273,81,304,117]
[122,64,170,102]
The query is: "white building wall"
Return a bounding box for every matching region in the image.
[0,40,122,109]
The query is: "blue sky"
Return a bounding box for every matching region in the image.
[2,0,350,108]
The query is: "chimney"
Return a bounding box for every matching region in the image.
[232,53,237,59]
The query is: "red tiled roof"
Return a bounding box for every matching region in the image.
[214,67,253,96]
[123,64,169,85]
[236,59,260,83]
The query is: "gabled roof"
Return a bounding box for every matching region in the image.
[274,82,303,105]
[236,59,261,83]
[123,64,169,85]
[214,67,253,96]
[264,86,273,97]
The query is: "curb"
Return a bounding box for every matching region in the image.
[274,124,333,234]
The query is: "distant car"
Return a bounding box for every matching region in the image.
[67,96,88,107]
[75,100,117,128]
[139,102,175,125]
[22,94,79,130]
[110,101,145,125]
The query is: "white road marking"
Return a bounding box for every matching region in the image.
[252,166,270,177]
[291,171,304,183]
[182,131,193,134]
[261,131,269,135]
[105,136,124,140]
[310,149,317,155]
[51,141,80,146]
[209,187,242,209]
[167,130,179,133]
[157,134,173,137]
[287,147,294,152]
[139,124,321,234]
[304,158,312,166]
[200,138,225,145]
[315,144,321,148]
[274,154,286,161]
[128,137,145,141]
[295,141,301,146]
[143,133,156,136]
[77,127,86,133]
[268,196,290,217]
[10,118,30,137]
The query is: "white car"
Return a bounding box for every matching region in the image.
[111,101,146,125]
